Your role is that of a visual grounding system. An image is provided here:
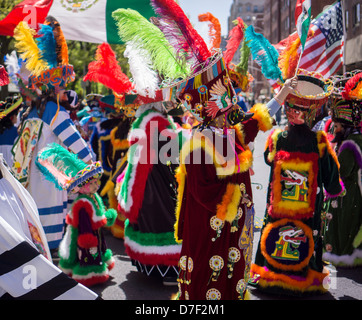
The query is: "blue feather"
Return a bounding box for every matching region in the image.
[36,24,57,68]
[245,25,283,82]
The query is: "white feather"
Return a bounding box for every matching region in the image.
[4,50,21,84]
[124,42,159,98]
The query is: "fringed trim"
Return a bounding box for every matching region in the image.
[338,139,362,169]
[251,264,328,293]
[324,179,345,199]
[269,151,319,219]
[110,126,130,150]
[323,249,362,267]
[249,103,274,132]
[174,165,186,244]
[67,195,107,230]
[216,183,242,222]
[317,131,340,169]
[266,129,282,163]
[179,130,253,178]
[260,219,314,271]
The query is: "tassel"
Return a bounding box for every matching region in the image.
[112,8,189,81]
[83,43,134,95]
[14,21,49,76]
[223,17,245,66]
[150,0,211,70]
[198,12,221,52]
[244,25,282,81]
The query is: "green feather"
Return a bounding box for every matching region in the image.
[112,8,189,81]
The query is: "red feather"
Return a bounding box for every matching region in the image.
[223,17,245,66]
[151,0,211,69]
[343,72,362,100]
[0,65,9,87]
[83,43,133,95]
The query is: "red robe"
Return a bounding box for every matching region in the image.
[175,104,273,300]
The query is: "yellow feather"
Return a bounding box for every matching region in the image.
[14,21,49,76]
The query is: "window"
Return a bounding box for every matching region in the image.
[253,5,258,13]
[353,3,360,26]
[345,10,349,31]
[246,3,251,12]
[238,6,243,13]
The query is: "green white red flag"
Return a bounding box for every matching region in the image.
[0,0,154,44]
[295,0,311,51]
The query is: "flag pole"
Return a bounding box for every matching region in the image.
[295,48,304,76]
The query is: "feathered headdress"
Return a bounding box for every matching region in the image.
[150,0,211,72]
[112,8,190,84]
[13,16,74,92]
[244,25,283,82]
[198,12,221,53]
[36,143,103,193]
[83,43,134,95]
[330,71,362,128]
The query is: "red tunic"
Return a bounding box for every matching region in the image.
[175,109,271,300]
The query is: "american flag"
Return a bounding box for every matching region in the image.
[271,0,344,89]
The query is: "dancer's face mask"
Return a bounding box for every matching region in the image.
[285,103,306,125]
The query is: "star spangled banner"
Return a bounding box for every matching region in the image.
[0,0,154,44]
[271,0,344,90]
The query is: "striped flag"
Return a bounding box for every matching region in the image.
[295,0,311,50]
[0,0,154,44]
[271,0,344,90]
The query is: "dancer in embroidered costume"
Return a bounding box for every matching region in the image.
[12,17,93,251]
[250,70,344,296]
[322,71,362,267]
[36,143,117,287]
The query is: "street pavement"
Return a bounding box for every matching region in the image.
[80,117,362,301]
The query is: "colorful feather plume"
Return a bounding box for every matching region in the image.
[235,39,251,76]
[223,17,245,66]
[198,12,221,52]
[37,24,57,69]
[4,50,22,85]
[343,72,362,100]
[44,16,69,65]
[150,0,211,71]
[245,25,282,81]
[83,43,134,95]
[123,43,159,98]
[14,21,49,76]
[112,8,189,81]
[278,29,315,79]
[0,66,9,87]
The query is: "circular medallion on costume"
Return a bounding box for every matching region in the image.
[195,103,203,111]
[209,255,224,271]
[228,247,241,263]
[236,279,247,294]
[179,255,187,271]
[184,93,193,102]
[187,257,194,272]
[198,85,208,95]
[206,288,221,300]
[210,216,225,231]
[260,219,314,271]
[232,95,238,104]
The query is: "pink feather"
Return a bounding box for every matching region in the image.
[150,0,211,70]
[223,17,245,66]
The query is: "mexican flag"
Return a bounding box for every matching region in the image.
[0,0,155,44]
[295,0,311,51]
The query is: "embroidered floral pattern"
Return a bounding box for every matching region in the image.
[206,288,221,300]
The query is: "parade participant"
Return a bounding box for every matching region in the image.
[173,48,297,299]
[0,153,99,300]
[250,70,344,296]
[323,72,362,267]
[117,96,188,285]
[12,17,93,251]
[0,95,22,166]
[36,143,117,287]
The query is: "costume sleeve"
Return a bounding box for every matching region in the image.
[185,149,242,223]
[0,216,98,300]
[44,101,92,163]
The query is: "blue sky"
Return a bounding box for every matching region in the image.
[178,0,234,43]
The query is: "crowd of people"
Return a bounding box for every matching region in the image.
[0,4,361,301]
